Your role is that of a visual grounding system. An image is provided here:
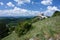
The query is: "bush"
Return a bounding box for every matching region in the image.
[7,23,16,34]
[15,21,32,37]
[52,11,60,17]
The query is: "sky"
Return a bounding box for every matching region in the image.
[0,0,60,17]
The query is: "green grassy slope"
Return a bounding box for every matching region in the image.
[2,16,60,40]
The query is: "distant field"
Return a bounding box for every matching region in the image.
[2,16,60,40]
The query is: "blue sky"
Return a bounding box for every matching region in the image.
[0,0,60,17]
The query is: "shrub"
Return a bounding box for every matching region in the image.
[52,11,60,17]
[15,21,32,37]
[7,23,16,34]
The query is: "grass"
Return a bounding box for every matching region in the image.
[2,16,60,40]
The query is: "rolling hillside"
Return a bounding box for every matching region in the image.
[2,15,60,40]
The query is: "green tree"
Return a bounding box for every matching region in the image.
[15,21,32,37]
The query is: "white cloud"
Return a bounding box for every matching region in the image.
[14,0,30,5]
[0,7,40,17]
[7,2,15,7]
[47,6,60,11]
[44,6,60,16]
[41,0,52,5]
[0,2,4,5]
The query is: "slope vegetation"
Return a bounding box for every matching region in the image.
[2,16,60,40]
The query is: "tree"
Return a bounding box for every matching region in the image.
[0,23,9,39]
[52,11,60,17]
[15,21,32,37]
